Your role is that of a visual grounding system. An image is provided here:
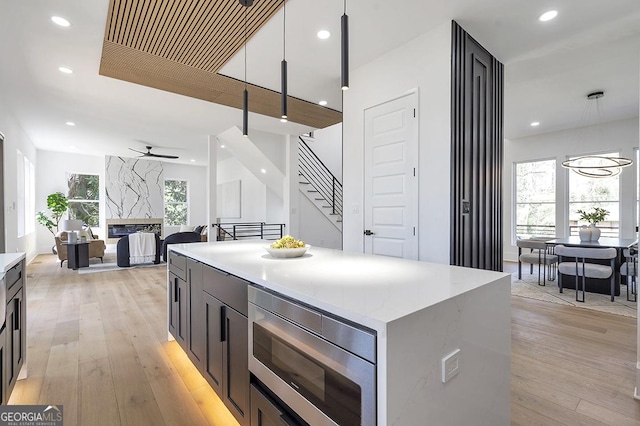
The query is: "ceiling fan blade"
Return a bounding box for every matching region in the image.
[148,153,179,159]
[128,147,147,155]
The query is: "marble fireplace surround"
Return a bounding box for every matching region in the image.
[105,218,164,244]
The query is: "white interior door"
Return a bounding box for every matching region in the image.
[364,92,418,259]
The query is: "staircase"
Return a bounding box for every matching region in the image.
[298,137,343,231]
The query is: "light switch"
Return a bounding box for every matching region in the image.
[441,349,461,383]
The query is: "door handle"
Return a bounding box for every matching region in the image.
[174,278,179,303]
[364,230,375,236]
[220,305,227,342]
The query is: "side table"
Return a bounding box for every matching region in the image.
[65,242,90,270]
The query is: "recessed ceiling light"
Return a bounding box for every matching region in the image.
[319,100,328,106]
[317,30,331,39]
[280,118,288,123]
[538,10,558,22]
[530,121,540,127]
[51,16,70,27]
[65,121,76,126]
[58,66,73,74]
[190,159,196,162]
[220,145,225,148]
[261,168,266,174]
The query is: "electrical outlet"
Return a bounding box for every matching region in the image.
[441,349,461,383]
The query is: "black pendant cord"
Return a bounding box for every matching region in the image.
[341,0,349,90]
[242,4,248,136]
[280,0,288,120]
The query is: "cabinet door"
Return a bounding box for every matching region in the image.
[177,278,187,350]
[6,288,24,396]
[224,307,249,425]
[250,384,303,426]
[0,326,6,404]
[203,292,224,396]
[168,273,179,338]
[186,259,204,368]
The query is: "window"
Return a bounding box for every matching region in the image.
[514,159,556,239]
[165,179,188,226]
[568,152,620,237]
[17,150,35,237]
[68,174,100,227]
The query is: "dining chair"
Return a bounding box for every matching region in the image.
[620,247,637,302]
[517,238,558,286]
[555,245,617,302]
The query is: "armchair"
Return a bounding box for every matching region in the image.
[55,231,106,267]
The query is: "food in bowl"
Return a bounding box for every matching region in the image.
[270,235,305,249]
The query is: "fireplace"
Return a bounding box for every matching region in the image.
[105,218,163,243]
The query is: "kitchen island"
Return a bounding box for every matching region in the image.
[168,240,510,425]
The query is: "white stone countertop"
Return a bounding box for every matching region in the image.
[170,240,509,330]
[0,253,25,274]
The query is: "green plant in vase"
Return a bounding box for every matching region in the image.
[576,207,609,241]
[37,192,69,253]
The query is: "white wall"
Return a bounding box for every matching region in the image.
[35,150,208,252]
[503,117,639,261]
[343,21,452,263]
[306,123,342,182]
[217,157,267,222]
[0,100,38,259]
[250,129,287,174]
[35,150,105,254]
[297,192,342,249]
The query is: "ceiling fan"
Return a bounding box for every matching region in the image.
[128,145,179,159]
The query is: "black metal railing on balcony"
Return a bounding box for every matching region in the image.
[212,222,285,241]
[298,137,343,217]
[515,224,556,239]
[516,222,620,239]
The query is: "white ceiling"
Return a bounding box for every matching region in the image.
[0,0,638,166]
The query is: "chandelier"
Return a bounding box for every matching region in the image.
[561,91,633,178]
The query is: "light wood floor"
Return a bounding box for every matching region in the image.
[10,255,640,425]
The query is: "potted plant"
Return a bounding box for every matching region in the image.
[37,192,69,253]
[576,207,609,241]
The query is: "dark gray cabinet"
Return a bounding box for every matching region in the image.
[0,326,6,404]
[169,272,187,349]
[203,291,224,396]
[6,288,24,395]
[168,254,249,426]
[250,385,286,426]
[168,251,188,350]
[186,259,204,368]
[202,265,249,426]
[4,259,26,401]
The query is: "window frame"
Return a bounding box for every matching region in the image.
[513,157,557,243]
[67,172,100,227]
[164,179,189,226]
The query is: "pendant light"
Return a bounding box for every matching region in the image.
[561,91,633,178]
[341,0,349,90]
[280,0,288,122]
[240,0,251,136]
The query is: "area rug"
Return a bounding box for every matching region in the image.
[511,272,637,318]
[77,261,165,275]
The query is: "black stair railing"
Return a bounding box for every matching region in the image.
[212,222,285,241]
[298,137,343,217]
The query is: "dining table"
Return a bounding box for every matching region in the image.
[545,236,637,297]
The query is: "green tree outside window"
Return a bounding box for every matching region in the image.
[165,179,188,225]
[68,174,99,227]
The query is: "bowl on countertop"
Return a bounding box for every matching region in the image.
[264,245,310,258]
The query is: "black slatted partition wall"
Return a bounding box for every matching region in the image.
[450,21,504,271]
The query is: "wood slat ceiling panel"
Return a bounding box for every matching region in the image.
[105,0,282,74]
[99,41,342,129]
